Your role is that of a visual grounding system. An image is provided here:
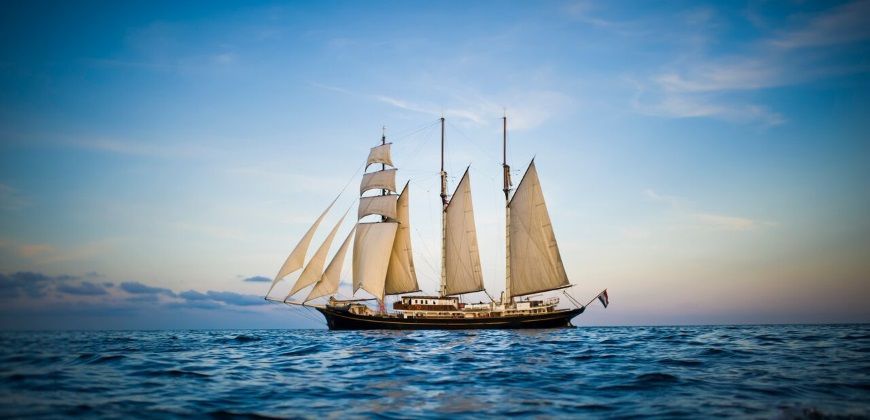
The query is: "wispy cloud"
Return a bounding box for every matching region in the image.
[224,165,351,200]
[631,70,788,126]
[312,83,571,130]
[768,1,870,49]
[563,1,624,29]
[0,183,28,211]
[630,1,870,125]
[205,290,267,306]
[88,18,241,75]
[373,95,436,116]
[243,275,271,283]
[70,138,218,159]
[631,88,785,126]
[694,213,763,231]
[644,188,772,232]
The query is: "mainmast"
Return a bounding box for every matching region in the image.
[380,126,387,313]
[503,114,513,305]
[439,116,448,297]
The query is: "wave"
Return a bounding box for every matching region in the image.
[0,325,867,418]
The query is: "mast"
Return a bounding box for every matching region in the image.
[439,116,448,297]
[355,131,399,310]
[507,160,571,297]
[380,126,387,312]
[381,127,387,207]
[503,114,512,305]
[503,115,510,201]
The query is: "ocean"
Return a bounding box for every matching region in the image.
[0,325,868,418]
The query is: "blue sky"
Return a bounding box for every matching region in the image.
[1,1,868,329]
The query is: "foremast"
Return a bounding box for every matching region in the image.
[273,130,419,308]
[354,130,420,308]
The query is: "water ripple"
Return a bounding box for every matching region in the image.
[0,325,867,418]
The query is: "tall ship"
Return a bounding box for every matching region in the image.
[265,116,607,329]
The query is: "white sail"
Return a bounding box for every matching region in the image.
[267,197,336,296]
[305,226,355,302]
[353,222,398,302]
[443,169,484,296]
[358,195,398,220]
[385,183,419,295]
[366,143,393,168]
[286,208,348,299]
[360,169,397,195]
[508,161,570,297]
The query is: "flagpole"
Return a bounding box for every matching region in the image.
[585,289,608,307]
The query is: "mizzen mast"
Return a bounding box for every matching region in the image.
[503,113,513,305]
[439,116,448,297]
[503,114,511,201]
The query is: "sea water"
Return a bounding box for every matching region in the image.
[0,325,868,418]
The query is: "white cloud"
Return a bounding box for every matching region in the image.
[70,138,219,159]
[694,213,764,231]
[630,1,870,126]
[644,189,772,232]
[313,83,571,131]
[769,1,870,49]
[654,59,785,93]
[563,1,622,28]
[631,87,785,126]
[373,95,438,116]
[212,52,237,64]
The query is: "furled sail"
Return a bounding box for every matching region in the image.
[353,222,398,302]
[286,209,348,299]
[366,143,393,168]
[443,169,484,295]
[305,226,356,302]
[360,169,397,195]
[384,183,419,295]
[508,160,570,297]
[358,195,398,220]
[267,197,337,296]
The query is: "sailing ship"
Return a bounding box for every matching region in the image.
[265,116,606,330]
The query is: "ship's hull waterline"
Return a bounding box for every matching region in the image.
[315,307,585,330]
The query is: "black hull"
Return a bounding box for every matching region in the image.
[314,307,585,330]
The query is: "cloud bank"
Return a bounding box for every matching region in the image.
[0,272,320,330]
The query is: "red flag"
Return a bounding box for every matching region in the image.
[597,289,609,308]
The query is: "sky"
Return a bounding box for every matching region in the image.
[0,0,868,329]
